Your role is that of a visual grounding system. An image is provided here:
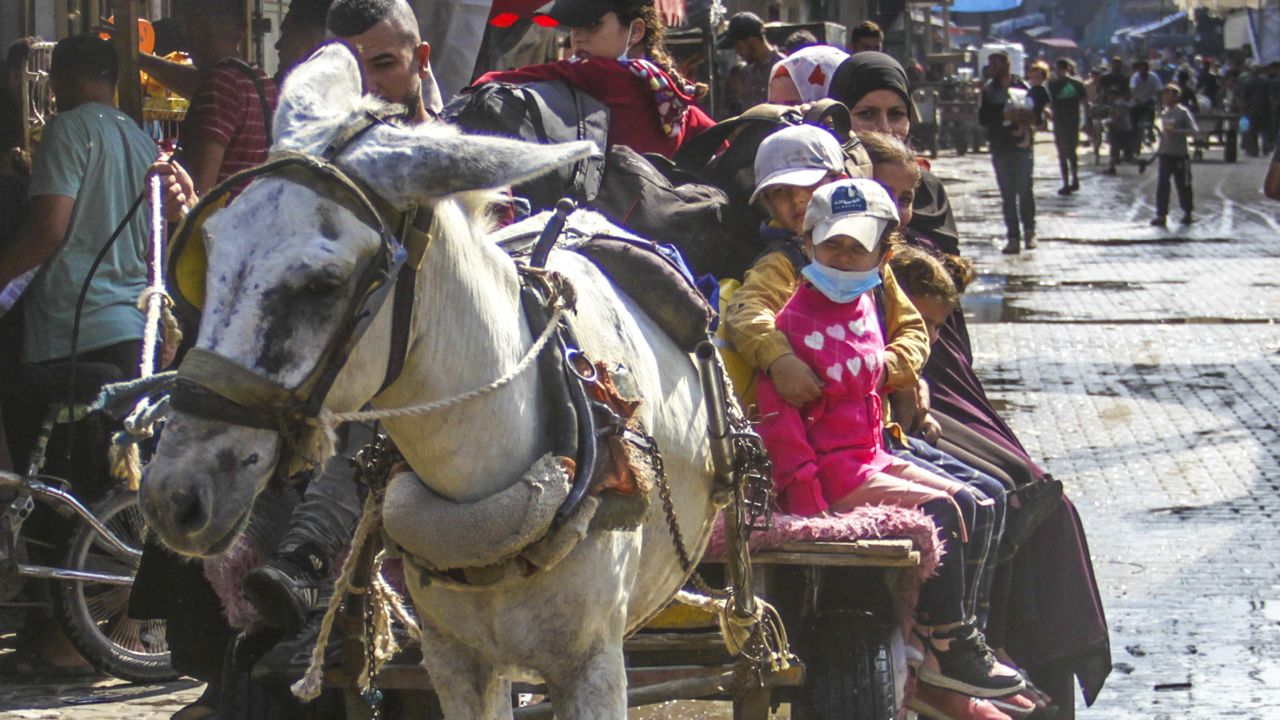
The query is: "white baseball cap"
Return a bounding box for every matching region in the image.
[749,125,846,206]
[803,178,900,251]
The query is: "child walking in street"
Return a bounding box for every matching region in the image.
[755,178,1026,700]
[1103,86,1132,175]
[1150,83,1198,227]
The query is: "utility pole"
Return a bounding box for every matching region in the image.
[114,0,144,126]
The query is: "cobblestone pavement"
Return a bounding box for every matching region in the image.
[1,140,1276,718]
[942,143,1280,720]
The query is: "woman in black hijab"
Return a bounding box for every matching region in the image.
[827,51,959,251]
[831,51,1112,717]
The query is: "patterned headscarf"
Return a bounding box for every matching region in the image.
[770,46,850,104]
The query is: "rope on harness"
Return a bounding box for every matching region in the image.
[292,481,387,702]
[305,306,564,460]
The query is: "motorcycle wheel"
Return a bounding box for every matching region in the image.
[54,487,178,682]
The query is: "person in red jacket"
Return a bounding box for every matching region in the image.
[473,0,714,158]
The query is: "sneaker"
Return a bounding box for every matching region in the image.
[1023,234,1037,250]
[1149,217,1166,227]
[251,599,343,683]
[1180,213,1193,225]
[1002,238,1021,255]
[1069,179,1080,191]
[242,544,329,634]
[908,682,1013,720]
[918,624,1025,698]
[988,691,1038,718]
[1057,186,1072,196]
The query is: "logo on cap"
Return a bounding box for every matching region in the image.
[830,185,867,215]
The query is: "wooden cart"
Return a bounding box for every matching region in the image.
[302,538,921,719]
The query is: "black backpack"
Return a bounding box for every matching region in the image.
[593,145,747,279]
[444,80,609,211]
[671,101,874,279]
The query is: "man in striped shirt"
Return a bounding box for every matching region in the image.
[174,0,278,197]
[140,0,278,199]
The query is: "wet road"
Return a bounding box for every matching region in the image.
[1,139,1277,718]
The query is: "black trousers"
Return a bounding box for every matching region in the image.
[1155,155,1193,218]
[1054,121,1080,185]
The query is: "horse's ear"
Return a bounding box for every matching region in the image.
[273,42,365,154]
[340,127,599,209]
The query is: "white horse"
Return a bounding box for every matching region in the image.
[139,45,719,718]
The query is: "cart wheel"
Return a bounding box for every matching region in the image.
[54,487,177,682]
[796,611,896,720]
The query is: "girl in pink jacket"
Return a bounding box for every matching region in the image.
[757,179,1024,700]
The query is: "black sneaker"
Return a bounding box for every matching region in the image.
[1069,179,1080,191]
[1002,238,1021,255]
[1057,186,1072,196]
[242,544,329,634]
[1180,213,1193,225]
[250,597,343,683]
[919,623,1025,698]
[1149,217,1166,227]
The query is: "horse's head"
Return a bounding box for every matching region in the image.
[141,43,594,556]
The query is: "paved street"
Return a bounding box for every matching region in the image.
[1,139,1277,718]
[950,142,1280,720]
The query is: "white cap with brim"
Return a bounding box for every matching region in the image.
[804,178,899,252]
[749,125,846,205]
[811,216,892,251]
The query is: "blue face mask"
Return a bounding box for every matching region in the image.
[801,262,882,304]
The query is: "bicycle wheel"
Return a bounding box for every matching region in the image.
[54,487,177,682]
[1137,121,1160,163]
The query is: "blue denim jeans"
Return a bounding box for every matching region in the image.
[888,432,1007,628]
[991,148,1036,242]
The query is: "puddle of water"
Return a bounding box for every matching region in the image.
[1049,237,1234,247]
[964,272,1276,325]
[964,273,1062,324]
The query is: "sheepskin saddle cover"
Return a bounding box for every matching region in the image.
[383,454,574,571]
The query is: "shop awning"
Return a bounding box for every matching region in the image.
[1112,11,1187,42]
[1036,37,1080,48]
[947,0,1024,14]
[1174,0,1262,11]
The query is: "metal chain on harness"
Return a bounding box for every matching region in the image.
[640,429,730,600]
[353,432,397,718]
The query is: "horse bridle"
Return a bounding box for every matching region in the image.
[168,111,427,481]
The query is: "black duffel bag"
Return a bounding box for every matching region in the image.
[444,79,609,211]
[594,145,757,280]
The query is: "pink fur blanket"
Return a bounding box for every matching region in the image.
[208,505,940,630]
[706,504,942,582]
[706,504,941,574]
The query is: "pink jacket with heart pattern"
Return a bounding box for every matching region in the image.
[757,283,895,515]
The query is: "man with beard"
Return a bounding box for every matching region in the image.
[142,0,446,702]
[239,0,445,680]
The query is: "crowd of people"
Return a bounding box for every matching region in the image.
[3,0,1277,718]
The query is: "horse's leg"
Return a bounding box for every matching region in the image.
[544,641,627,720]
[419,623,513,720]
